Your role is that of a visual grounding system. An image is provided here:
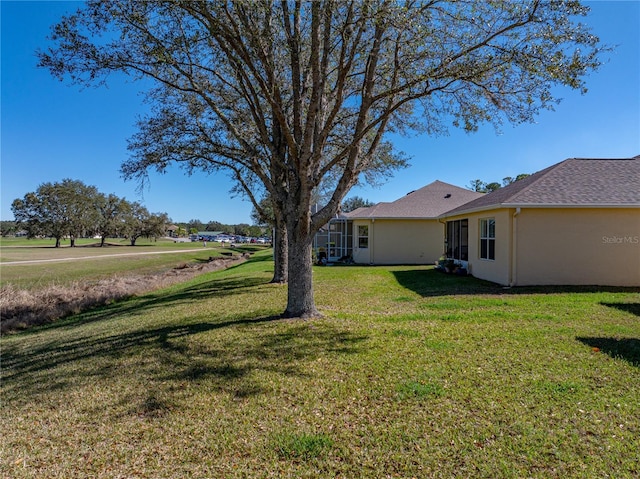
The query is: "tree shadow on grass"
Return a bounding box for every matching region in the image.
[393,268,640,297]
[2,314,367,403]
[601,302,640,317]
[392,269,503,297]
[576,337,640,367]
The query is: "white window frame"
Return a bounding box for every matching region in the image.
[479,218,495,260]
[357,224,369,249]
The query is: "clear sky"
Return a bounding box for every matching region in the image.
[2,1,639,225]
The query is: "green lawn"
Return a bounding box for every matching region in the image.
[1,252,639,478]
[0,238,262,289]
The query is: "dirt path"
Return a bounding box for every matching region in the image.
[2,248,219,266]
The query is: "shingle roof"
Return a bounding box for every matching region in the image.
[443,156,640,216]
[344,180,484,219]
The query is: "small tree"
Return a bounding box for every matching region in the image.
[341,196,375,213]
[485,182,502,193]
[468,179,486,193]
[120,201,151,246]
[188,219,205,233]
[95,193,129,246]
[147,212,170,241]
[503,173,531,186]
[251,196,287,283]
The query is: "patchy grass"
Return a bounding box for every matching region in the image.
[1,260,639,478]
[273,432,334,460]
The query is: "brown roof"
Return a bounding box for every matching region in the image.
[344,180,484,219]
[443,156,640,216]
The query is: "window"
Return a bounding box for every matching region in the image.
[480,218,495,260]
[446,219,468,260]
[357,225,369,248]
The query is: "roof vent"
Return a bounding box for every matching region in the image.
[444,193,452,198]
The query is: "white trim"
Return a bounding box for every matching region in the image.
[479,217,496,261]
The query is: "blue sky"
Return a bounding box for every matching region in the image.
[2,1,639,225]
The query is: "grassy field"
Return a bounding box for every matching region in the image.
[0,237,260,289]
[1,251,639,478]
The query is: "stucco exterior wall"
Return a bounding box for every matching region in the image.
[447,209,513,285]
[446,207,640,287]
[350,219,444,265]
[469,209,511,285]
[515,208,640,286]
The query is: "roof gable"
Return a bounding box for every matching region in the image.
[345,180,484,219]
[443,156,640,216]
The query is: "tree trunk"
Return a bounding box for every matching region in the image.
[283,229,320,319]
[55,237,61,248]
[100,235,106,247]
[271,215,288,284]
[70,235,76,247]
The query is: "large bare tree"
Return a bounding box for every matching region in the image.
[40,0,603,318]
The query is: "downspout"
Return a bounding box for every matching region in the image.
[370,219,375,265]
[438,218,447,259]
[510,208,521,286]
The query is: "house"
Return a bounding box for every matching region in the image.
[440,156,640,287]
[338,181,484,265]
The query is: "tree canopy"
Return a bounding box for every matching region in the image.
[341,196,376,213]
[11,179,98,247]
[11,179,168,247]
[40,0,604,317]
[468,173,531,192]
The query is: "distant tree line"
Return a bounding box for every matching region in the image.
[468,173,531,193]
[10,179,169,247]
[7,179,271,243]
[181,219,265,238]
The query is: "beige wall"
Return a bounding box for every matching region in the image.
[446,207,640,287]
[471,209,512,285]
[351,219,445,265]
[515,208,639,287]
[445,209,513,285]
